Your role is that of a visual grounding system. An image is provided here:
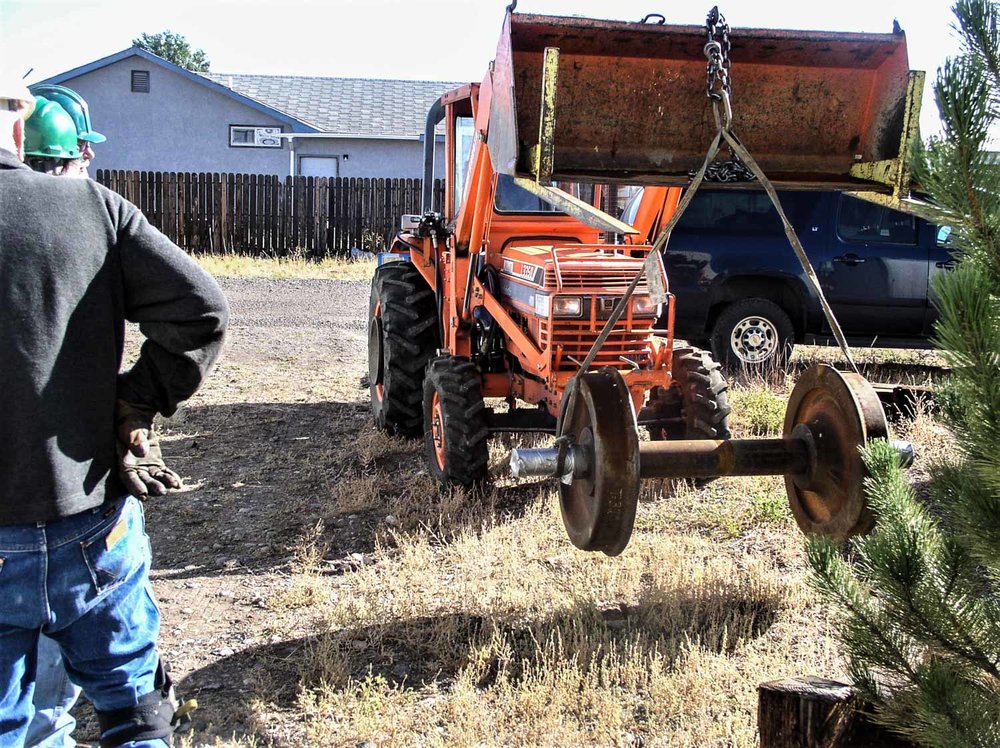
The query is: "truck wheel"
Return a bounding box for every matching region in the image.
[646,346,732,440]
[369,262,439,437]
[711,298,794,369]
[423,356,489,487]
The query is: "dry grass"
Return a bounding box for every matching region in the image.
[194,253,377,281]
[263,367,953,747]
[284,489,834,747]
[156,268,957,747]
[256,391,843,746]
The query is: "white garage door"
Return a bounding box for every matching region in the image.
[299,156,339,177]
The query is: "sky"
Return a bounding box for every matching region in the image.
[1,0,968,136]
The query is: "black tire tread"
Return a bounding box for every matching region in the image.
[710,297,795,369]
[647,346,732,440]
[423,356,489,486]
[370,263,439,437]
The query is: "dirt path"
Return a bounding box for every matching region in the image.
[76,277,377,745]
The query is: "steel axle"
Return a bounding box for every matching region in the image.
[511,435,914,481]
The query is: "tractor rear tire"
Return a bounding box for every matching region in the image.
[369,262,439,437]
[422,356,489,487]
[646,346,732,440]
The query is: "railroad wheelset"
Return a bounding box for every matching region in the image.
[511,364,913,556]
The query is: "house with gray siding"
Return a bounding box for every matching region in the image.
[37,47,459,178]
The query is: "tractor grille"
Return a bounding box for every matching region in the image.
[544,266,645,292]
[542,319,657,370]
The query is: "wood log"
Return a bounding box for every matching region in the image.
[758,677,916,748]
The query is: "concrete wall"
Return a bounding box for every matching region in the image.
[58,58,444,178]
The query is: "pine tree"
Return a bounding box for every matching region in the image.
[806,1,1000,745]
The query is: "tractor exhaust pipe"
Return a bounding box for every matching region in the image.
[421,97,446,214]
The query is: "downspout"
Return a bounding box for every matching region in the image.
[422,97,445,214]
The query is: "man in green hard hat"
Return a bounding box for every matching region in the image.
[19,90,111,748]
[29,83,105,176]
[22,94,88,177]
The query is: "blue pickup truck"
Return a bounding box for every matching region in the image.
[622,189,954,367]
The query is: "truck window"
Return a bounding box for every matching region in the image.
[494,174,561,213]
[676,192,787,235]
[837,195,916,244]
[454,116,476,215]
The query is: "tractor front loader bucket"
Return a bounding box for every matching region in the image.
[488,11,922,194]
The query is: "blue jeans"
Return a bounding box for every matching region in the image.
[24,634,81,748]
[0,497,169,748]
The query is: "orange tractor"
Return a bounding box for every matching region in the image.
[368,6,921,554]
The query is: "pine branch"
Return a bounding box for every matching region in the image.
[899,582,1000,683]
[808,537,920,682]
[955,0,1000,97]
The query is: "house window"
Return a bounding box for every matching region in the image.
[131,70,150,93]
[229,125,282,148]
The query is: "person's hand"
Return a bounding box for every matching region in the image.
[116,399,183,498]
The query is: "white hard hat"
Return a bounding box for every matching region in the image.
[0,70,36,120]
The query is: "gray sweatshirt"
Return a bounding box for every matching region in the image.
[0,150,229,524]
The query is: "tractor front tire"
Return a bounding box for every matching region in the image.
[369,262,439,437]
[422,356,489,487]
[646,346,732,440]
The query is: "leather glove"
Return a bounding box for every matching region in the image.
[116,399,183,498]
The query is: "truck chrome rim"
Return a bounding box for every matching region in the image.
[731,316,778,363]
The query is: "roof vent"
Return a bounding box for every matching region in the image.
[131,70,150,93]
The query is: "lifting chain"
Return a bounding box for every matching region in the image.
[703,159,756,182]
[701,7,754,183]
[704,6,732,102]
[699,8,859,372]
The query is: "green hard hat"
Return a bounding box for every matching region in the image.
[24,96,82,160]
[28,84,105,143]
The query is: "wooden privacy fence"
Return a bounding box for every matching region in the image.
[95,170,445,257]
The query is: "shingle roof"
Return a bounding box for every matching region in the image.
[207,74,464,139]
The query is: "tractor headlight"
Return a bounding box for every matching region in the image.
[632,295,658,316]
[551,295,584,317]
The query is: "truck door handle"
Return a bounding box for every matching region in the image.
[833,253,866,266]
[935,259,957,270]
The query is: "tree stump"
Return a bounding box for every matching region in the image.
[758,677,916,747]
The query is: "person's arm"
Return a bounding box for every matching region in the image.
[111,196,229,416]
[105,190,229,496]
